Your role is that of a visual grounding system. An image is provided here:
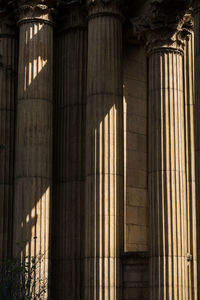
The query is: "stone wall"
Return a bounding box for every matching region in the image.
[123,44,149,253]
[122,254,149,300]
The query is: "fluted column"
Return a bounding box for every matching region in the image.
[51,3,87,299]
[184,30,197,300]
[85,1,123,299]
[0,7,16,259]
[13,0,54,293]
[148,26,190,300]
[192,0,200,296]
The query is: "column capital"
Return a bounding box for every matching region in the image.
[16,0,56,25]
[131,1,193,53]
[56,1,87,33]
[86,0,123,19]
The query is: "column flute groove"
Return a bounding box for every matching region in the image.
[52,2,87,299]
[149,43,188,300]
[0,5,17,259]
[85,1,123,299]
[192,1,200,297]
[184,28,197,300]
[13,1,54,298]
[132,4,194,299]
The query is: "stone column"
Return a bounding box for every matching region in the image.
[184,29,197,300]
[13,0,54,292]
[51,2,87,299]
[0,6,16,259]
[192,0,200,296]
[85,0,123,299]
[147,17,191,300]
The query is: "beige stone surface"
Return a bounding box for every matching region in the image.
[13,5,53,299]
[193,1,200,296]
[0,1,199,300]
[123,44,148,253]
[184,32,197,300]
[85,1,123,299]
[149,47,189,299]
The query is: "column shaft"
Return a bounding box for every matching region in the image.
[52,4,87,299]
[193,2,200,296]
[149,48,188,299]
[0,14,16,259]
[184,32,197,300]
[13,5,53,294]
[85,1,123,299]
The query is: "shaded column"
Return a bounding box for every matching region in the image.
[184,30,197,300]
[148,34,189,300]
[193,0,200,297]
[51,2,87,299]
[85,0,123,299]
[0,6,16,259]
[13,0,54,292]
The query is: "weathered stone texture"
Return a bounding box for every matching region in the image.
[193,1,200,296]
[0,1,199,300]
[123,44,148,253]
[84,2,123,299]
[13,5,53,299]
[149,46,190,299]
[184,31,198,300]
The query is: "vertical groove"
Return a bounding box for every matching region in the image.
[51,4,87,300]
[13,14,53,300]
[85,3,123,299]
[0,15,16,259]
[149,48,188,300]
[184,32,197,300]
[192,2,200,298]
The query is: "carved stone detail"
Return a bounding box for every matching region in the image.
[87,0,120,5]
[131,1,193,51]
[56,1,87,30]
[87,0,122,19]
[16,0,56,24]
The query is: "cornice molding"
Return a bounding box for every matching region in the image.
[130,1,193,52]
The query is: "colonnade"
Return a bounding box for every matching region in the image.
[0,0,200,299]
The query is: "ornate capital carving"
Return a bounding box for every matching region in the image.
[16,0,56,25]
[87,0,123,19]
[56,1,87,33]
[131,0,193,53]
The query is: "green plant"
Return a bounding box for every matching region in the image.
[0,255,47,300]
